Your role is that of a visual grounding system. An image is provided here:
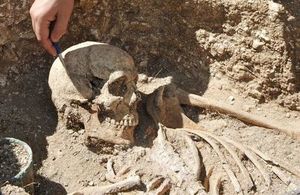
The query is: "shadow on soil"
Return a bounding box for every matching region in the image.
[0,55,58,192]
[278,0,300,91]
[35,175,67,195]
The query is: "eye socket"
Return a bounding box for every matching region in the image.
[108,76,128,96]
[90,77,105,89]
[90,77,105,97]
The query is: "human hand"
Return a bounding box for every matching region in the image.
[30,0,74,56]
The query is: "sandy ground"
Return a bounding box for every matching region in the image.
[0,0,299,194]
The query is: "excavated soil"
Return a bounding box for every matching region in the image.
[0,139,29,183]
[0,184,29,195]
[0,0,299,194]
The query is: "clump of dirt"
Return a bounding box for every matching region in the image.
[0,184,29,195]
[0,139,29,183]
[195,0,299,107]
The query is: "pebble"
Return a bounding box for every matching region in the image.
[227,96,235,105]
[68,130,74,135]
[88,181,94,186]
[215,72,223,80]
[99,174,106,182]
[286,113,291,118]
[252,39,264,49]
[78,129,85,135]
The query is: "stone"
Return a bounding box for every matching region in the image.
[252,39,265,49]
[227,96,235,105]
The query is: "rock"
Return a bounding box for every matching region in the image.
[248,89,264,102]
[252,39,265,49]
[286,113,291,118]
[88,181,95,186]
[99,174,106,182]
[68,130,74,135]
[268,1,285,19]
[255,29,270,42]
[78,129,85,135]
[232,65,254,81]
[227,96,235,105]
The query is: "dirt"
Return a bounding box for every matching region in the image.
[0,139,29,184]
[0,0,300,194]
[0,184,29,195]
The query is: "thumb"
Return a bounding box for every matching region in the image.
[50,14,69,42]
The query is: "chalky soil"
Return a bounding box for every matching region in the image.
[0,139,29,183]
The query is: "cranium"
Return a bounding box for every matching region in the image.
[48,41,139,146]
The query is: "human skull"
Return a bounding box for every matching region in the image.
[48,42,139,146]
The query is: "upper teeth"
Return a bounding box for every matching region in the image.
[105,116,138,129]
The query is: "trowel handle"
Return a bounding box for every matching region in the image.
[52,42,62,55]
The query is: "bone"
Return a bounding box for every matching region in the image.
[105,159,117,183]
[197,134,241,193]
[271,166,291,185]
[152,178,172,195]
[116,165,131,177]
[184,130,241,193]
[209,173,223,195]
[105,160,131,183]
[248,146,300,178]
[184,132,202,180]
[221,137,271,188]
[204,166,214,192]
[147,177,165,192]
[69,175,141,195]
[202,131,254,191]
[176,88,300,140]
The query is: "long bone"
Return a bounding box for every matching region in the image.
[146,86,243,193]
[176,88,300,140]
[68,175,141,195]
[145,82,300,193]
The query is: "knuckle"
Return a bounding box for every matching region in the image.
[29,6,34,14]
[29,7,40,18]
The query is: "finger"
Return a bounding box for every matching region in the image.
[42,38,57,57]
[50,3,73,42]
[50,15,67,42]
[35,19,57,56]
